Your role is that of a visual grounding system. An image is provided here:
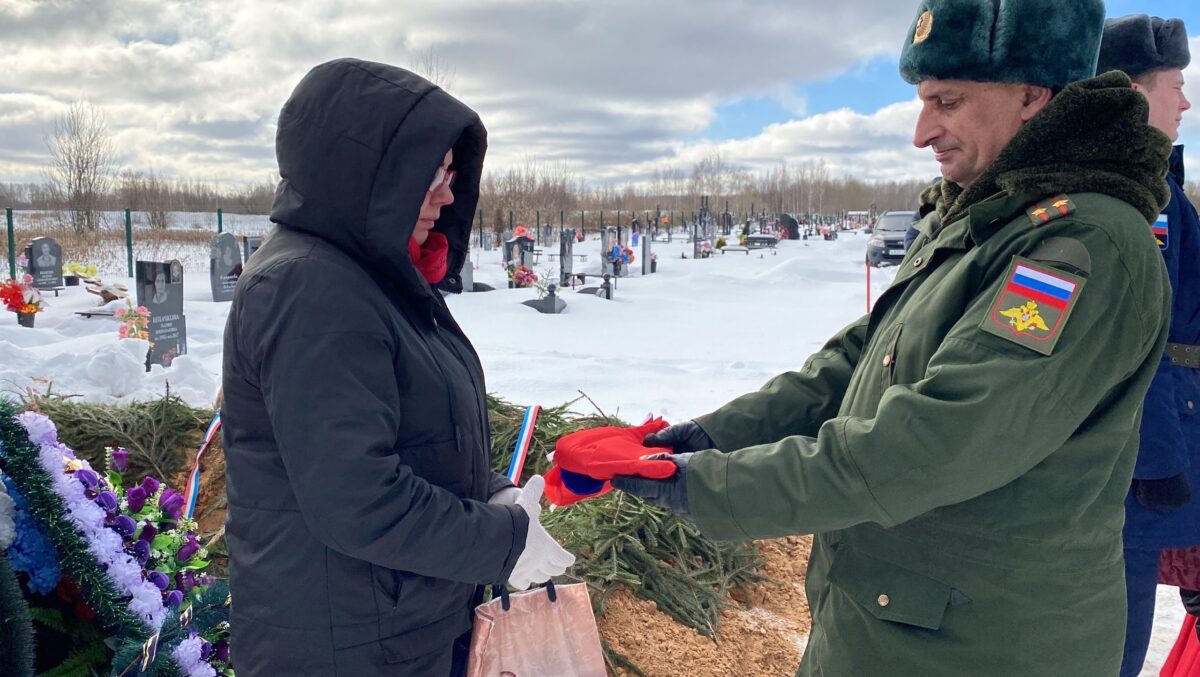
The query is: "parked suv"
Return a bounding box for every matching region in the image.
[865,211,916,267]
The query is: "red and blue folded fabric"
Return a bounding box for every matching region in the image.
[544,418,677,506]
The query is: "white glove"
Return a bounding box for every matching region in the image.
[506,475,575,590]
[488,486,521,506]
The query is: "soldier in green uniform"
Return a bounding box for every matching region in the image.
[612,1,1174,674]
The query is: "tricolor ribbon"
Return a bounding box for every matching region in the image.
[506,404,541,483]
[183,411,222,521]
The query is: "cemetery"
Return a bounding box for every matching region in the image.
[0,206,897,675]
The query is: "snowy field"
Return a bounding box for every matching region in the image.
[0,228,1185,673]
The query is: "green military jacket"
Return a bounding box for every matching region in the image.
[688,191,1170,676]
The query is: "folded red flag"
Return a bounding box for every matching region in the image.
[555,418,674,479]
[544,418,675,506]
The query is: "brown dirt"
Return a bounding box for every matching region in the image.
[600,536,813,677]
[170,437,227,538]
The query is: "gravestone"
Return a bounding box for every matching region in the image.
[242,235,263,261]
[208,233,242,302]
[25,237,63,289]
[503,235,536,269]
[136,260,187,369]
[522,284,567,314]
[641,228,654,275]
[601,228,617,276]
[559,230,576,286]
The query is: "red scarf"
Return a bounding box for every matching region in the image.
[407,232,449,284]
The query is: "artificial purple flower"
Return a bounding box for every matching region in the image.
[175,570,196,594]
[165,589,183,608]
[200,641,213,661]
[112,515,137,538]
[138,522,157,543]
[213,640,230,663]
[140,476,161,496]
[159,489,185,521]
[133,539,151,565]
[73,469,99,490]
[110,448,128,472]
[125,486,147,513]
[176,534,200,563]
[148,570,170,591]
[94,491,118,514]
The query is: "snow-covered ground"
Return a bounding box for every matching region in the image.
[0,229,1186,673]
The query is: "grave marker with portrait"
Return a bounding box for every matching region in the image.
[209,233,243,302]
[25,237,63,289]
[136,260,187,368]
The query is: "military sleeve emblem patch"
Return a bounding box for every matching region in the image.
[1025,194,1076,226]
[1152,214,1169,251]
[980,257,1086,355]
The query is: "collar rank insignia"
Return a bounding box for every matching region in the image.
[980,256,1086,355]
[1026,194,1076,226]
[1152,214,1169,251]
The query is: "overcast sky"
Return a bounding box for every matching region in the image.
[0,0,1197,189]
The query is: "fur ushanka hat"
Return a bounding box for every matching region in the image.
[899,0,1106,88]
[1097,15,1191,79]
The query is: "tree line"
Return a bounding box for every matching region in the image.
[8,101,1198,235]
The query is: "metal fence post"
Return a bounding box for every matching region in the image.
[217,207,223,233]
[125,208,133,277]
[6,208,14,279]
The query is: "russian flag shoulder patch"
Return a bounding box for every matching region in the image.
[1152,214,1169,251]
[980,256,1086,355]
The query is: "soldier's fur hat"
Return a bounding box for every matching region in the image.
[1097,15,1190,79]
[899,0,1105,88]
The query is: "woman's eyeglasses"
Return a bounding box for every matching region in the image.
[429,166,456,193]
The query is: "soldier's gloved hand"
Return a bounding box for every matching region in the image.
[1133,474,1192,510]
[1180,589,1200,616]
[611,453,692,520]
[643,421,716,454]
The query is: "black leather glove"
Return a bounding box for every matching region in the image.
[612,453,692,520]
[643,420,716,454]
[1181,589,1200,616]
[1133,474,1192,510]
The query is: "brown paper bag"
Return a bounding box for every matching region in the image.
[466,582,606,677]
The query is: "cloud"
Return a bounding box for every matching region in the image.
[0,0,1023,189]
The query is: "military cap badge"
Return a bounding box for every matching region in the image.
[914,10,933,44]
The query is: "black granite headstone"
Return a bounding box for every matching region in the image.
[25,237,63,289]
[209,233,242,302]
[503,236,536,269]
[242,235,263,261]
[559,230,576,286]
[136,260,187,369]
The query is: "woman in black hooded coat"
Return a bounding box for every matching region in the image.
[221,58,573,676]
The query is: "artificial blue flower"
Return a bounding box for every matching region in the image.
[0,473,61,595]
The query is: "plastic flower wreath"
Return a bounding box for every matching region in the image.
[506,263,539,288]
[0,275,46,314]
[0,401,233,676]
[115,298,152,341]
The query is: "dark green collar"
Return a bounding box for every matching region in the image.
[966,191,1037,244]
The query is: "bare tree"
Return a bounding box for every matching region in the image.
[45,101,117,233]
[412,46,456,92]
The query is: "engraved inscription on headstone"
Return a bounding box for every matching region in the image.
[136,260,187,369]
[25,237,63,289]
[209,233,242,302]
